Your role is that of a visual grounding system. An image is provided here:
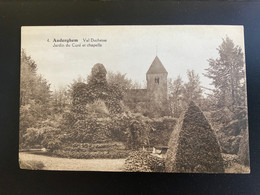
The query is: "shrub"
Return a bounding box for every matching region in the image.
[149,117,177,147]
[124,151,165,172]
[147,155,165,172]
[217,118,247,154]
[69,116,112,143]
[53,142,130,159]
[165,101,224,173]
[42,136,61,152]
[23,127,45,148]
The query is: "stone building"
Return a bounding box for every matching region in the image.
[123,56,168,115]
[146,56,168,105]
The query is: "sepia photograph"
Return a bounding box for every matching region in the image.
[19,25,250,173]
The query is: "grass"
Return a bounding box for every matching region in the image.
[19,152,126,171]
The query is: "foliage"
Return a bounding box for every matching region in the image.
[53,142,130,159]
[204,36,246,112]
[149,117,177,147]
[168,76,184,118]
[51,87,71,115]
[61,64,152,153]
[114,112,151,147]
[107,71,134,94]
[62,111,151,150]
[183,69,203,105]
[221,153,249,173]
[165,101,224,173]
[203,37,248,158]
[22,115,62,152]
[20,50,52,148]
[71,63,123,114]
[124,151,165,172]
[72,117,112,143]
[168,70,203,118]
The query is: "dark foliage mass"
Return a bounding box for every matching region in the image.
[217,118,247,154]
[149,117,177,146]
[72,63,123,114]
[52,142,130,159]
[165,101,224,173]
[124,151,165,172]
[54,64,152,157]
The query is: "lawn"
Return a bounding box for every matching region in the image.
[19,152,126,171]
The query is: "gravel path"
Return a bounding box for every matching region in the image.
[19,152,126,171]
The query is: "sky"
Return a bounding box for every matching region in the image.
[21,25,246,93]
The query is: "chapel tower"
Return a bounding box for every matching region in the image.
[146,56,168,106]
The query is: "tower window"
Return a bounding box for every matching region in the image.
[155,77,160,84]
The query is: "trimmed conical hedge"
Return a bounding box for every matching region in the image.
[165,101,224,173]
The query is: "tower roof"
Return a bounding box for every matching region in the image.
[147,56,168,74]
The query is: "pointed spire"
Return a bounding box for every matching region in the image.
[146,56,168,74]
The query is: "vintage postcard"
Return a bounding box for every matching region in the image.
[19,25,249,173]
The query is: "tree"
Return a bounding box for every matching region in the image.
[107,71,133,93]
[203,37,248,157]
[51,87,70,114]
[183,70,203,105]
[204,37,246,112]
[20,50,52,148]
[168,76,184,118]
[20,50,51,109]
[20,50,37,106]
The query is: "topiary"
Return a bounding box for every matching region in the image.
[165,101,224,173]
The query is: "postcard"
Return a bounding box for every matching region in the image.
[19,25,249,173]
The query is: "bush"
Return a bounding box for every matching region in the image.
[42,137,61,152]
[149,117,177,147]
[53,142,130,159]
[23,127,45,148]
[68,116,112,143]
[124,151,165,172]
[217,119,247,154]
[165,101,224,173]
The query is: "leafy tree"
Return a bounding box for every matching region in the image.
[107,71,133,92]
[183,70,203,105]
[168,76,184,118]
[20,50,52,148]
[204,37,248,156]
[20,49,37,106]
[52,87,71,115]
[204,37,246,112]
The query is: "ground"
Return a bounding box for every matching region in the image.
[19,152,250,173]
[19,152,126,171]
